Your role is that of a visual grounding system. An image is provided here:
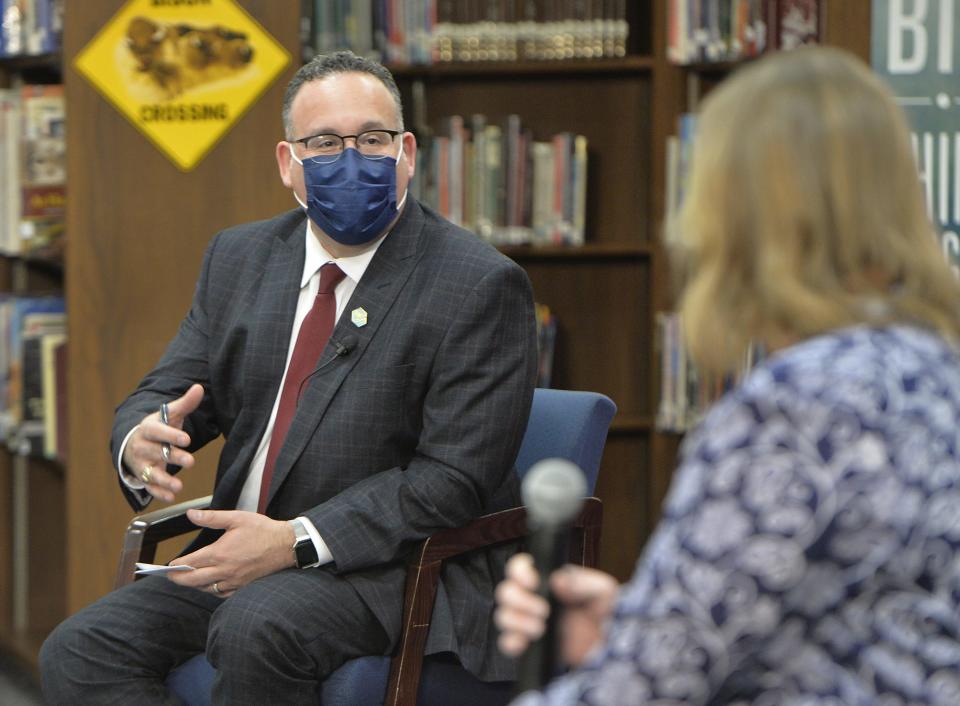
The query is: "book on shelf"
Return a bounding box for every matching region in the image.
[0,0,62,58]
[655,311,763,432]
[19,82,65,258]
[660,109,762,431]
[667,0,819,65]
[0,88,21,255]
[0,83,65,258]
[418,113,588,247]
[664,112,697,222]
[40,330,64,460]
[51,335,66,461]
[770,0,822,51]
[18,313,63,459]
[304,0,631,66]
[535,302,557,389]
[0,294,65,452]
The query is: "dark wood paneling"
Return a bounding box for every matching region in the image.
[27,458,64,633]
[594,435,650,582]
[825,0,872,62]
[0,453,11,635]
[521,259,651,417]
[64,1,298,614]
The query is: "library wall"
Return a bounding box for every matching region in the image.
[64,0,298,613]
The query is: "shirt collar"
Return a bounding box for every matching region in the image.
[301,220,386,289]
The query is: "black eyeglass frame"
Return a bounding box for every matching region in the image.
[290,129,403,156]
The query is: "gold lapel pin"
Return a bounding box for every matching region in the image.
[351,307,368,328]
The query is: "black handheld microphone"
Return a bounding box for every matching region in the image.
[515,458,587,694]
[296,334,358,403]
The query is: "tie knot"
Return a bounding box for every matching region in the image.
[318,263,346,294]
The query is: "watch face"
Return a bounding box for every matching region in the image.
[295,538,319,568]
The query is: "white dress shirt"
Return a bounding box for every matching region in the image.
[118,220,385,567]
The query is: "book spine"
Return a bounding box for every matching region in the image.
[572,134,587,246]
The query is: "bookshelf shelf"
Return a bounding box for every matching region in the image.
[389,55,655,79]
[609,414,655,433]
[0,252,64,272]
[676,59,755,74]
[0,51,61,71]
[500,242,653,261]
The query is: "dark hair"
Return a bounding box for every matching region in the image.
[281,51,404,138]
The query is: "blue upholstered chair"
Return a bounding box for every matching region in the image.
[115,388,617,706]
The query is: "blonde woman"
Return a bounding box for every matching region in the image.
[496,47,960,706]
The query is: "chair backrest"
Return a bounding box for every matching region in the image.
[513,388,617,493]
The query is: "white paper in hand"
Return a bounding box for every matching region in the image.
[134,562,196,575]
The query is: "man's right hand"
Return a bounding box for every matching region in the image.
[121,384,204,503]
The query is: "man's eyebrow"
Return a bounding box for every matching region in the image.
[358,120,390,131]
[298,121,391,138]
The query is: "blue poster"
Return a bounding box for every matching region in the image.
[872,0,960,275]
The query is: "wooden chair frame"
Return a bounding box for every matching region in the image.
[115,495,603,706]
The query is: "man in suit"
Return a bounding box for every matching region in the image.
[40,51,538,705]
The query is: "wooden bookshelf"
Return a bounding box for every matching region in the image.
[646,0,873,532]
[0,44,67,669]
[389,14,659,579]
[390,55,656,78]
[391,0,874,581]
[0,0,876,672]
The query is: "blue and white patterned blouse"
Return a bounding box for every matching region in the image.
[514,325,960,706]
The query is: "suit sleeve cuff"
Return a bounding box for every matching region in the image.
[117,425,151,508]
[294,516,333,567]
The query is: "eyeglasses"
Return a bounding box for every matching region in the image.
[290,129,402,160]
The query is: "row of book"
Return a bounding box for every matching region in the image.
[667,0,821,65]
[412,114,588,247]
[302,0,631,65]
[0,0,63,57]
[0,84,65,258]
[656,311,764,432]
[0,295,66,461]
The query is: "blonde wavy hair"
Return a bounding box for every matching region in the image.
[669,47,960,374]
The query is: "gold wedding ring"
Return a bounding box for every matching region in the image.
[140,465,154,484]
[212,582,221,595]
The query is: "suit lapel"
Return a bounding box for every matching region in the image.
[215,219,306,505]
[263,203,426,511]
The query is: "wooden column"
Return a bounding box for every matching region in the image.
[64,1,298,614]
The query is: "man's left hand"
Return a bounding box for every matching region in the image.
[167,509,296,597]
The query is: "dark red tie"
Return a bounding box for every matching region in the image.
[258,262,346,513]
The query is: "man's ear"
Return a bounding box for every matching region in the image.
[276,140,294,188]
[402,131,417,180]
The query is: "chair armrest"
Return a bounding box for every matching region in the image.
[422,497,602,565]
[384,497,602,706]
[115,494,213,590]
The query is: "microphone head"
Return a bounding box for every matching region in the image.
[521,459,587,528]
[336,334,358,355]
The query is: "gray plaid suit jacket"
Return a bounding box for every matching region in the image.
[110,200,538,681]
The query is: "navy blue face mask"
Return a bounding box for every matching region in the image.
[292,143,407,247]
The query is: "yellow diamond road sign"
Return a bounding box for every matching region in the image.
[75,0,290,171]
